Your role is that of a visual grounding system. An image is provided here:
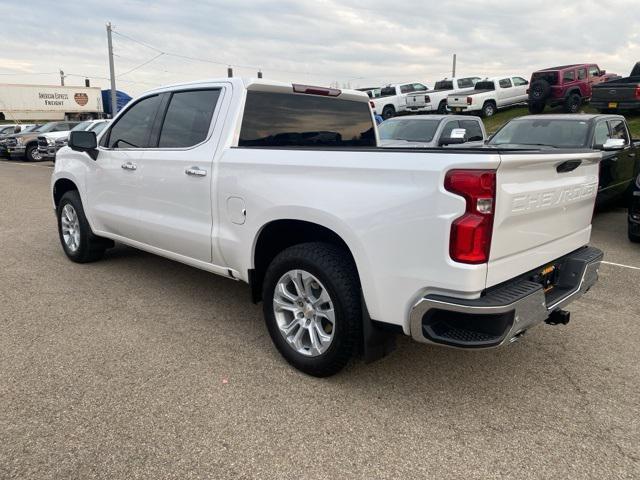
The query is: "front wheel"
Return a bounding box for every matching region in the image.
[57,190,112,263]
[262,242,361,377]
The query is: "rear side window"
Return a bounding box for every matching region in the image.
[563,70,576,83]
[159,89,220,148]
[400,84,414,94]
[459,120,484,141]
[577,68,587,80]
[105,94,162,148]
[531,71,558,85]
[499,78,512,88]
[239,91,375,148]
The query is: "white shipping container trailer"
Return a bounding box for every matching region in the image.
[0,84,103,121]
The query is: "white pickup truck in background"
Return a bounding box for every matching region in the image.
[52,78,602,377]
[405,76,481,114]
[447,76,530,117]
[368,81,430,119]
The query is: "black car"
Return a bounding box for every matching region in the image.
[487,114,640,206]
[629,174,640,242]
[592,62,640,113]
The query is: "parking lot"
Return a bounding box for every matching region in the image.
[1,159,639,479]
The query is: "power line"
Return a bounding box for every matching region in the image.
[118,52,164,78]
[0,71,58,76]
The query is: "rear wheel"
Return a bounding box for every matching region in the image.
[25,144,41,162]
[382,105,395,120]
[437,100,447,114]
[481,101,496,117]
[262,242,361,377]
[564,93,582,113]
[57,190,112,263]
[629,230,640,243]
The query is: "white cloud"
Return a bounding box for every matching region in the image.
[1,0,639,96]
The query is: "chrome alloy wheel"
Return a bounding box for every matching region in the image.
[61,204,81,252]
[273,269,336,357]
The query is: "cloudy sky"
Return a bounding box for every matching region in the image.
[1,0,639,96]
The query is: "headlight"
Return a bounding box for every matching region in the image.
[16,137,23,145]
[47,137,55,145]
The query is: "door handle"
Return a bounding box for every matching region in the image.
[629,152,636,157]
[611,157,618,162]
[121,162,137,170]
[185,166,207,177]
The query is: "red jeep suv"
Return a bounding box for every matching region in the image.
[528,64,614,114]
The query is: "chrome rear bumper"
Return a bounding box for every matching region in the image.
[410,246,603,348]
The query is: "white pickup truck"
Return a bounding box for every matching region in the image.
[368,82,430,119]
[52,78,603,377]
[406,77,480,114]
[447,76,530,117]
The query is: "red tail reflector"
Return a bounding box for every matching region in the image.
[466,96,473,105]
[635,86,640,99]
[444,169,496,264]
[293,84,341,97]
[369,100,375,108]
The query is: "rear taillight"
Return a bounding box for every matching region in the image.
[466,96,473,105]
[369,100,375,108]
[425,95,431,103]
[444,169,496,264]
[635,86,640,99]
[526,88,530,94]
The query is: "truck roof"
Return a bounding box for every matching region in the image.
[509,113,625,121]
[537,64,596,72]
[143,77,370,103]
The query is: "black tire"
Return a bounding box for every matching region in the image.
[57,190,112,263]
[481,101,496,118]
[529,79,551,102]
[25,143,40,162]
[528,101,545,114]
[629,230,640,243]
[564,93,582,113]
[437,100,448,114]
[262,242,361,377]
[381,105,395,120]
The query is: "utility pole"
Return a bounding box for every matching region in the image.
[452,53,457,78]
[59,69,65,86]
[106,22,118,117]
[227,67,233,78]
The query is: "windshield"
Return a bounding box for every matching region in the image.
[379,119,440,143]
[90,121,108,135]
[71,121,92,132]
[23,125,40,133]
[0,126,15,135]
[489,119,591,148]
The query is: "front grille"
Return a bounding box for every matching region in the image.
[5,138,17,147]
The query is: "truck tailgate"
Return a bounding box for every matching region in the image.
[406,93,428,108]
[487,151,601,287]
[447,94,467,107]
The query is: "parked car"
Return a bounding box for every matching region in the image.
[378,115,486,147]
[7,121,79,161]
[405,77,481,114]
[591,62,640,113]
[629,173,640,242]
[52,78,602,377]
[447,76,529,117]
[528,64,613,114]
[39,119,110,162]
[369,82,431,119]
[486,114,640,206]
[0,124,39,157]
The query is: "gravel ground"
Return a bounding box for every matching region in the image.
[0,159,638,479]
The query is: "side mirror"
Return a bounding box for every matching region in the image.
[600,70,606,76]
[69,131,98,160]
[602,138,625,151]
[14,126,21,133]
[439,128,467,146]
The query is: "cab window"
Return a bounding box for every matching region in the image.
[512,77,528,86]
[577,68,587,80]
[499,78,512,88]
[589,66,600,77]
[563,70,576,83]
[609,120,629,144]
[102,94,162,148]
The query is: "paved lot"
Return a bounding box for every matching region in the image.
[1,159,639,480]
